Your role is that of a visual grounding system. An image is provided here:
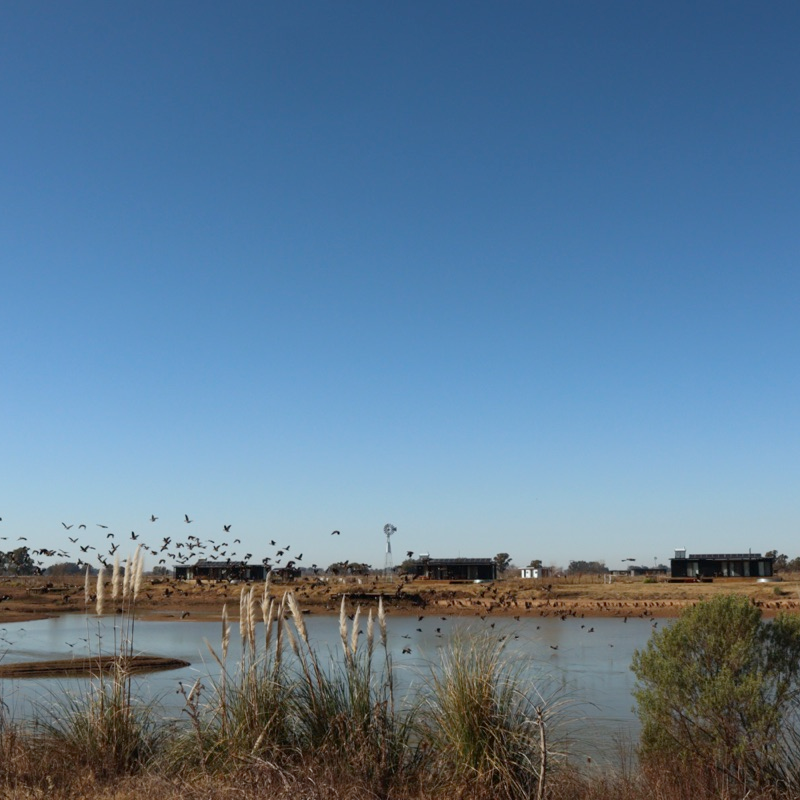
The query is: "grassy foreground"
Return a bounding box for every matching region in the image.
[1,575,799,799]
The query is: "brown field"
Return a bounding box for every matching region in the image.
[1,572,798,624]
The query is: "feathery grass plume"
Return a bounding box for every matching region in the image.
[284,621,300,659]
[221,603,230,662]
[95,566,105,616]
[350,605,361,656]
[112,554,121,601]
[133,545,143,600]
[287,592,308,646]
[122,554,132,600]
[263,570,271,605]
[367,609,375,660]
[84,565,91,607]
[378,595,387,649]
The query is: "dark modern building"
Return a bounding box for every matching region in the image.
[670,550,774,579]
[406,555,497,581]
[175,560,267,582]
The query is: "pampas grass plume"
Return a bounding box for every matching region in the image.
[133,545,143,600]
[122,554,132,600]
[96,565,105,616]
[112,553,121,601]
[350,605,361,656]
[221,603,230,662]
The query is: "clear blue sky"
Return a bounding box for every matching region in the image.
[2,2,798,572]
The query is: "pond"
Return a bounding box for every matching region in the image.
[0,611,659,761]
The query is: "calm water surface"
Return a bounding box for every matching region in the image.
[0,612,661,759]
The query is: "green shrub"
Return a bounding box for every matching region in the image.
[631,594,800,790]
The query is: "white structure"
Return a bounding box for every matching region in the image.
[520,567,541,579]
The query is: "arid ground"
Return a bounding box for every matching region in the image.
[1,572,798,625]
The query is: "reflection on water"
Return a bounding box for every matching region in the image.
[0,612,658,759]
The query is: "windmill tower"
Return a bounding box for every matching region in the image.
[383,523,397,581]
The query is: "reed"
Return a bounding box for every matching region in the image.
[168,582,293,772]
[37,661,162,778]
[420,630,550,800]
[287,594,418,795]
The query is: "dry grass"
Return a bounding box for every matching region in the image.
[2,580,800,800]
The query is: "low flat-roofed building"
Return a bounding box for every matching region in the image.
[670,551,773,579]
[175,560,267,582]
[407,556,497,581]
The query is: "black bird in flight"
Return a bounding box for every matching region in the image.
[62,523,72,529]
[223,524,231,532]
[130,532,138,540]
[69,537,78,543]
[150,515,158,522]
[78,524,86,529]
[184,515,192,523]
[97,524,108,528]
[331,530,340,536]
[406,551,414,558]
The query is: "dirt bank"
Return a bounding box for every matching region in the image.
[1,574,798,624]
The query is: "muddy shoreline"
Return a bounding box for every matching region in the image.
[1,574,798,624]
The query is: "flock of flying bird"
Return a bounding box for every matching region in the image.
[0,516,348,576]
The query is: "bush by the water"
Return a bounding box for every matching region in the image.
[631,593,800,792]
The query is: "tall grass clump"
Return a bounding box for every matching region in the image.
[38,547,162,778]
[421,630,551,800]
[171,578,294,772]
[288,594,418,794]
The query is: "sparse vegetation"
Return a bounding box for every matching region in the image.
[4,568,800,798]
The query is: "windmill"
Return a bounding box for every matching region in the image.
[383,523,397,581]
